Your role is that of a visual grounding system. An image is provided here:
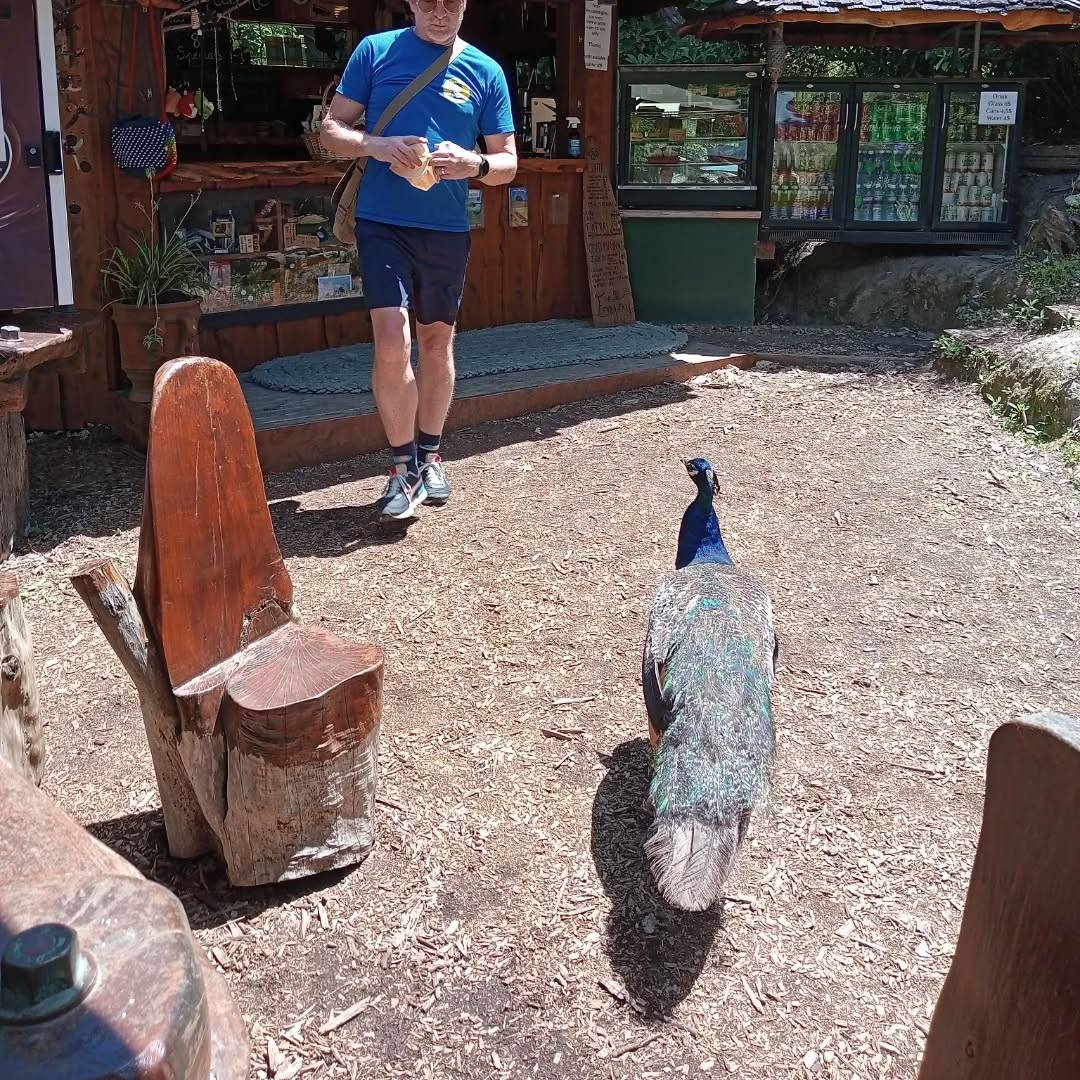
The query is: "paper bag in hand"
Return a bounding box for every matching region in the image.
[391,145,439,191]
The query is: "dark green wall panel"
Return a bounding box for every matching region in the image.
[623,217,757,325]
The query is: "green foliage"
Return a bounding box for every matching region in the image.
[960,251,1080,331]
[102,196,208,350]
[230,21,299,65]
[617,17,1080,140]
[618,16,751,66]
[102,210,207,309]
[987,394,1055,443]
[1063,436,1080,468]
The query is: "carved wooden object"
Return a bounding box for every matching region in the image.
[1,412,28,563]
[918,711,1080,1080]
[72,357,384,885]
[0,574,44,784]
[0,758,248,1077]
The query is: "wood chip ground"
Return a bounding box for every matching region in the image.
[10,350,1079,1079]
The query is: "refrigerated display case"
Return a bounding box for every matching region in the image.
[618,65,764,210]
[763,80,1024,245]
[935,86,1019,229]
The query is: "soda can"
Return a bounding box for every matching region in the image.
[981,207,995,223]
[944,151,956,171]
[980,185,993,207]
[982,151,995,173]
[957,185,971,205]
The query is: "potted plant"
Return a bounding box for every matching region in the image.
[102,199,208,404]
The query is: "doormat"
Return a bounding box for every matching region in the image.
[248,319,688,395]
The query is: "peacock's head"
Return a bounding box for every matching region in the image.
[684,457,720,497]
[676,457,730,569]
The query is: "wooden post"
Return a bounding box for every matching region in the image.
[0,573,44,784]
[0,410,28,563]
[583,1,617,173]
[70,557,216,860]
[918,712,1080,1080]
[556,0,586,158]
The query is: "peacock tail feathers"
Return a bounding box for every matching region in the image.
[642,561,777,909]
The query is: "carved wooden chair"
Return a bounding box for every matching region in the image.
[918,711,1080,1080]
[72,357,383,886]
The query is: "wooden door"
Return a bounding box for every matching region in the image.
[0,1,58,308]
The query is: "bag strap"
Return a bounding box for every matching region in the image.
[369,37,467,139]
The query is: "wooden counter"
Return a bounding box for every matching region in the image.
[160,156,585,193]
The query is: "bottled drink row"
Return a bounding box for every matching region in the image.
[774,95,841,142]
[860,98,928,145]
[854,146,924,222]
[769,181,834,222]
[947,100,1011,144]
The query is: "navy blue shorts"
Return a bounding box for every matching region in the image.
[355,218,471,327]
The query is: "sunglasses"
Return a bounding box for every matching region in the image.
[416,0,465,12]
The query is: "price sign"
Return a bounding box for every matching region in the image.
[978,91,1018,126]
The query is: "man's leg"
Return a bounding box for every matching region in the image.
[369,307,426,520]
[414,319,455,505]
[357,218,427,521]
[412,229,470,507]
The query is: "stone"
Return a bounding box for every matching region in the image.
[764,244,1016,332]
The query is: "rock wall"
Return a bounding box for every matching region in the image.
[762,244,1016,332]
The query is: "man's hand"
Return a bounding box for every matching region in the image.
[369,135,429,170]
[430,141,482,181]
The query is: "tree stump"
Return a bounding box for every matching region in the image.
[71,357,384,886]
[0,573,44,784]
[918,711,1080,1080]
[0,758,248,1077]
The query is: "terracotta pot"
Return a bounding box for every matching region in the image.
[111,299,201,404]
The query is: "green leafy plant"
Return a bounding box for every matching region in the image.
[959,250,1080,332]
[102,194,208,350]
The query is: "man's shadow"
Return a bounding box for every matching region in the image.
[590,739,726,1018]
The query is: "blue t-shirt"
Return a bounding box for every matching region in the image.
[338,29,514,233]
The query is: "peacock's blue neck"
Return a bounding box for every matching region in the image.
[676,483,732,570]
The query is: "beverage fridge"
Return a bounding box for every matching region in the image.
[762,81,1025,244]
[617,65,765,210]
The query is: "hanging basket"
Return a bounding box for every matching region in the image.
[302,80,350,162]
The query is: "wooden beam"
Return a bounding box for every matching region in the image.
[584,3,617,174]
[555,0,586,158]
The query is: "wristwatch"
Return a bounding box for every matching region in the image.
[475,154,490,179]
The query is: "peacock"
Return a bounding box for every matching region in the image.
[641,458,777,912]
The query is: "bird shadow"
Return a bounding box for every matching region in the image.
[590,739,726,1018]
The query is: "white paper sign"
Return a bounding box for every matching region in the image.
[978,91,1018,126]
[584,0,613,73]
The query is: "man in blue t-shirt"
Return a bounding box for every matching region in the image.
[322,0,516,522]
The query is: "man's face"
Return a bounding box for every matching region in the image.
[409,0,466,46]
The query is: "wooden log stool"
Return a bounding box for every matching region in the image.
[918,711,1080,1080]
[72,357,384,886]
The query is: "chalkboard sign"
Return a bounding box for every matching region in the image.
[582,139,636,328]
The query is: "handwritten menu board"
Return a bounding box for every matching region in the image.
[583,139,636,327]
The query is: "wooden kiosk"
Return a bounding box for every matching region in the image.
[25,0,621,449]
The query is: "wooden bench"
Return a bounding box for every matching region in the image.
[919,711,1080,1079]
[72,357,384,886]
